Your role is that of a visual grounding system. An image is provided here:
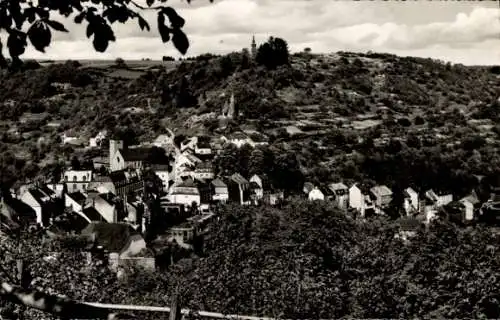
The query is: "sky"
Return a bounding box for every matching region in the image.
[2,0,500,65]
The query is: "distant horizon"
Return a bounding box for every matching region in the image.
[3,1,497,66]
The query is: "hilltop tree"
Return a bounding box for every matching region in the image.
[0,0,214,68]
[256,36,290,69]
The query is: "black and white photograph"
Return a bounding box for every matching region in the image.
[0,0,500,319]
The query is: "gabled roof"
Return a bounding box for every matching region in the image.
[211,178,227,188]
[120,147,152,162]
[67,191,87,204]
[230,173,249,185]
[96,192,117,206]
[82,207,104,222]
[28,188,52,204]
[329,182,348,192]
[371,185,393,197]
[461,191,480,205]
[81,222,140,253]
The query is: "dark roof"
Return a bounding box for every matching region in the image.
[68,191,86,204]
[120,147,152,162]
[97,192,117,206]
[81,222,140,253]
[28,188,51,204]
[82,207,105,222]
[109,170,126,183]
[211,178,227,188]
[176,179,197,188]
[4,198,36,219]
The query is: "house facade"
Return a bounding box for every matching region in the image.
[168,180,201,207]
[403,187,419,214]
[329,182,349,209]
[308,187,325,201]
[63,169,93,193]
[211,178,229,203]
[228,173,251,205]
[371,185,393,209]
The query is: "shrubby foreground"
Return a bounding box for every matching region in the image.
[1,200,500,319]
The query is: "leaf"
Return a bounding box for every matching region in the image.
[0,8,13,29]
[27,21,52,53]
[157,12,170,43]
[7,30,27,58]
[162,7,185,29]
[86,24,94,38]
[46,20,68,32]
[137,15,150,31]
[172,28,189,55]
[24,8,36,24]
[147,0,155,6]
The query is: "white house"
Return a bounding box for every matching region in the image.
[65,191,87,213]
[20,187,57,226]
[211,178,229,203]
[459,198,475,221]
[249,174,264,200]
[329,182,349,209]
[349,184,375,217]
[63,169,93,193]
[425,189,453,207]
[220,132,254,148]
[403,187,419,215]
[89,130,107,148]
[152,164,170,192]
[61,131,80,145]
[308,187,325,201]
[168,179,201,207]
[153,130,175,148]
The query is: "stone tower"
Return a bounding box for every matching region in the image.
[251,35,257,58]
[109,139,124,171]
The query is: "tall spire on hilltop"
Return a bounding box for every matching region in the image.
[251,35,257,58]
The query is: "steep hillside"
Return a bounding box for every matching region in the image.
[0,51,500,190]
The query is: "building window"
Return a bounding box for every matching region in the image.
[64,176,68,181]
[73,184,77,191]
[117,157,120,163]
[83,176,87,182]
[73,176,77,182]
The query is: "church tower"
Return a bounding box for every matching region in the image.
[251,35,257,58]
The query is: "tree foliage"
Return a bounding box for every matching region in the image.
[256,36,289,69]
[0,0,213,67]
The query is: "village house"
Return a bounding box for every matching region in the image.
[174,152,201,181]
[108,169,144,200]
[193,161,215,180]
[425,189,453,208]
[90,192,122,223]
[125,199,147,232]
[63,169,93,193]
[403,187,419,215]
[20,186,62,226]
[61,131,85,146]
[1,196,37,227]
[370,185,393,210]
[89,130,107,148]
[220,132,255,148]
[82,222,155,272]
[349,184,375,217]
[210,178,229,203]
[195,179,212,205]
[394,217,422,243]
[109,139,157,172]
[227,173,251,205]
[263,191,284,206]
[65,191,87,213]
[151,164,170,193]
[153,130,175,149]
[168,179,201,208]
[308,187,325,201]
[194,136,213,157]
[249,174,264,204]
[46,182,66,198]
[329,182,349,209]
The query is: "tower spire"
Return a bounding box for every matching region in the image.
[251,35,257,58]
